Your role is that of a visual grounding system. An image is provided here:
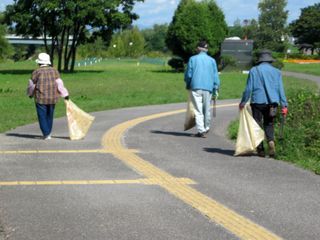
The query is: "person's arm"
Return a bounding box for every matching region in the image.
[184,59,193,89]
[212,60,220,92]
[56,78,69,99]
[27,79,35,97]
[278,73,288,116]
[239,70,253,109]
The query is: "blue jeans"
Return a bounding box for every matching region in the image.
[36,103,55,137]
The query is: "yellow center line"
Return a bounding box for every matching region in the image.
[101,103,282,240]
[0,177,196,186]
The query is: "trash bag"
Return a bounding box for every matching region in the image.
[184,91,196,131]
[65,100,95,140]
[234,104,265,156]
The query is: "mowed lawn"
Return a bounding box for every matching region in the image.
[283,62,320,76]
[0,59,317,133]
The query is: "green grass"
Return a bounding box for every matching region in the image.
[0,59,317,134]
[283,62,320,76]
[0,59,245,132]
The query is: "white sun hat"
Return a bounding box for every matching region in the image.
[36,53,51,65]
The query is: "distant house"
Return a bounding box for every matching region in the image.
[221,38,254,69]
[298,43,314,55]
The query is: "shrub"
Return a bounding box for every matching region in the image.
[168,57,185,72]
[276,89,320,173]
[219,55,237,71]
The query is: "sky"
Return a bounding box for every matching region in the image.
[1,0,319,28]
[133,0,320,28]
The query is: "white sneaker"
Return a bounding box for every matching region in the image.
[44,135,51,140]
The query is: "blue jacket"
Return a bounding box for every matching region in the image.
[184,52,220,93]
[240,63,288,107]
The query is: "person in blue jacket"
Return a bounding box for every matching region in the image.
[239,50,288,157]
[184,41,220,138]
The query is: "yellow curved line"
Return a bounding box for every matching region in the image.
[101,103,282,240]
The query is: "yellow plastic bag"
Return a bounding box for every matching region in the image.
[184,91,196,131]
[234,104,265,156]
[65,100,95,140]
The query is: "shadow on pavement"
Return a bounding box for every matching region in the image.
[203,147,235,156]
[6,133,42,139]
[6,133,69,140]
[151,130,193,137]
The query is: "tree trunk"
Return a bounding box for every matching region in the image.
[64,27,70,71]
[58,27,66,72]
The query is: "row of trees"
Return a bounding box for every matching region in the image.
[226,2,320,54]
[0,0,319,69]
[3,0,143,72]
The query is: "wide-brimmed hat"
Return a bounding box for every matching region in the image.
[258,50,275,63]
[36,53,51,65]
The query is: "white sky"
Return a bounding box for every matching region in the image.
[1,0,319,28]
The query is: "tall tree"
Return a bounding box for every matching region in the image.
[256,0,288,52]
[290,3,320,54]
[142,24,168,52]
[4,0,143,72]
[166,0,228,62]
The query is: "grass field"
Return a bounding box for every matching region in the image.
[283,62,320,76]
[0,59,318,133]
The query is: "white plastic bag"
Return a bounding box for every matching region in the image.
[65,100,95,140]
[184,91,196,131]
[234,104,265,156]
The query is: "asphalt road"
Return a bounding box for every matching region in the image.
[0,97,319,240]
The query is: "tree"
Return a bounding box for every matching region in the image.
[107,27,145,58]
[166,0,228,62]
[227,19,258,40]
[290,3,320,54]
[4,0,143,72]
[227,19,244,38]
[256,0,288,52]
[142,24,168,52]
[122,27,145,58]
[245,19,259,41]
[0,13,13,62]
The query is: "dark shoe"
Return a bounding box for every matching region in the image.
[204,129,210,134]
[268,141,275,158]
[194,132,206,138]
[257,149,265,157]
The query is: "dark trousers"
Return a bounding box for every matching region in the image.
[36,103,55,136]
[251,104,275,151]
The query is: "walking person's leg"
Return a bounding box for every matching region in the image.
[263,107,276,157]
[36,103,51,138]
[251,104,265,156]
[191,90,206,136]
[202,90,212,133]
[46,104,55,138]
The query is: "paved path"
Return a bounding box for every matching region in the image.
[0,99,319,240]
[283,71,320,87]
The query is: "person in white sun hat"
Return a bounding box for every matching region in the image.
[27,53,69,140]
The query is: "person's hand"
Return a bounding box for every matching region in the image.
[239,102,245,110]
[64,96,69,100]
[281,107,288,117]
[212,89,219,100]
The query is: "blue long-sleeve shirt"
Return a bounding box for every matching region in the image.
[184,52,220,93]
[240,63,288,107]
